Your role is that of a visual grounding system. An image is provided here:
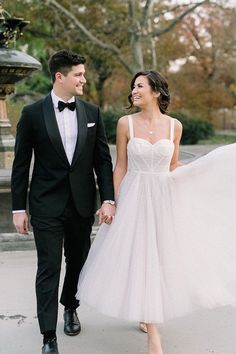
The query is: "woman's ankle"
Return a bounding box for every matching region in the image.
[146,324,163,354]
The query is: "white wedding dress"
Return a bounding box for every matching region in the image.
[77,116,236,323]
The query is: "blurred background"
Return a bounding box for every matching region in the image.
[2,0,236,144]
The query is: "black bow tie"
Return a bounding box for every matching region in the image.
[58,100,76,112]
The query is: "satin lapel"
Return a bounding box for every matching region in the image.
[71,99,88,167]
[43,94,69,165]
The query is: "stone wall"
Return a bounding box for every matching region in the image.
[213,108,236,130]
[0,190,15,232]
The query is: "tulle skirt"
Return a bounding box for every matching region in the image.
[77,143,236,323]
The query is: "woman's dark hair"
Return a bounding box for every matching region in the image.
[48,49,86,82]
[127,70,170,113]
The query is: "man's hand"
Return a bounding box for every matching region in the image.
[96,203,116,225]
[13,212,29,234]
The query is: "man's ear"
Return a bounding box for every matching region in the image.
[55,72,64,82]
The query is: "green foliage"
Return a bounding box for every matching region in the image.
[15,39,52,96]
[198,134,236,145]
[6,99,24,135]
[170,112,214,145]
[102,109,125,143]
[2,0,236,124]
[16,71,51,96]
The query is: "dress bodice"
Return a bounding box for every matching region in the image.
[127,116,175,174]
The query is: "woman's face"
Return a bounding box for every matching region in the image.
[131,75,158,108]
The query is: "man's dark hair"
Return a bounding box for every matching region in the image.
[48,49,86,82]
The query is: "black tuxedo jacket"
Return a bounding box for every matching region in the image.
[11,94,114,217]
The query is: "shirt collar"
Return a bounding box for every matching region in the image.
[51,90,75,110]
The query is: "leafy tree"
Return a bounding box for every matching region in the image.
[3,0,236,128]
[168,3,236,120]
[44,0,208,74]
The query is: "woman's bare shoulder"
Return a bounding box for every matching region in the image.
[117,113,138,127]
[117,115,128,128]
[118,115,128,123]
[175,120,183,135]
[167,115,182,132]
[118,112,138,122]
[116,115,130,138]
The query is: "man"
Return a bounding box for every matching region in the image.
[11,49,115,354]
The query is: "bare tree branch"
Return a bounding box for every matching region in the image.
[46,0,133,73]
[151,0,209,38]
[153,2,205,18]
[150,3,190,19]
[141,0,155,26]
[127,0,135,18]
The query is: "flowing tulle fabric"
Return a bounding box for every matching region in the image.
[77,135,236,323]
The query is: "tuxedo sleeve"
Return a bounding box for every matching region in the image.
[93,108,114,203]
[11,107,33,211]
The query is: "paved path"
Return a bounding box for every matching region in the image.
[1,251,236,354]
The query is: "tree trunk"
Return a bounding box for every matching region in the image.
[130,32,144,73]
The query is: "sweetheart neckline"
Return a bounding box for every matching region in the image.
[128,137,174,146]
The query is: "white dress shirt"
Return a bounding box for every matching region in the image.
[51,90,78,165]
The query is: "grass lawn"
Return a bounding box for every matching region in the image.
[198,134,236,145]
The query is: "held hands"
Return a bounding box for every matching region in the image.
[96,202,116,225]
[13,212,29,234]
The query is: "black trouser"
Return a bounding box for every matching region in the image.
[31,198,94,334]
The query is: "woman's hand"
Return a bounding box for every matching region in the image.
[96,203,116,225]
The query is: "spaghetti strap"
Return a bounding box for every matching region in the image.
[170,118,175,142]
[128,115,134,139]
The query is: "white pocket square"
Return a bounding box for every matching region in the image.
[87,122,95,127]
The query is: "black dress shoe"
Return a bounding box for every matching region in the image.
[64,309,81,336]
[42,338,59,354]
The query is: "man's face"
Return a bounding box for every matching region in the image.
[57,64,86,97]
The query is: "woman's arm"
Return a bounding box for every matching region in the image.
[113,116,129,201]
[170,119,183,171]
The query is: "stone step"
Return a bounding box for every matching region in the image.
[0,226,99,252]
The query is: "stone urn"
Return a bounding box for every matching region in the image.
[0,7,42,168]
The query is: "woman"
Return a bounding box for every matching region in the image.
[77,70,236,354]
